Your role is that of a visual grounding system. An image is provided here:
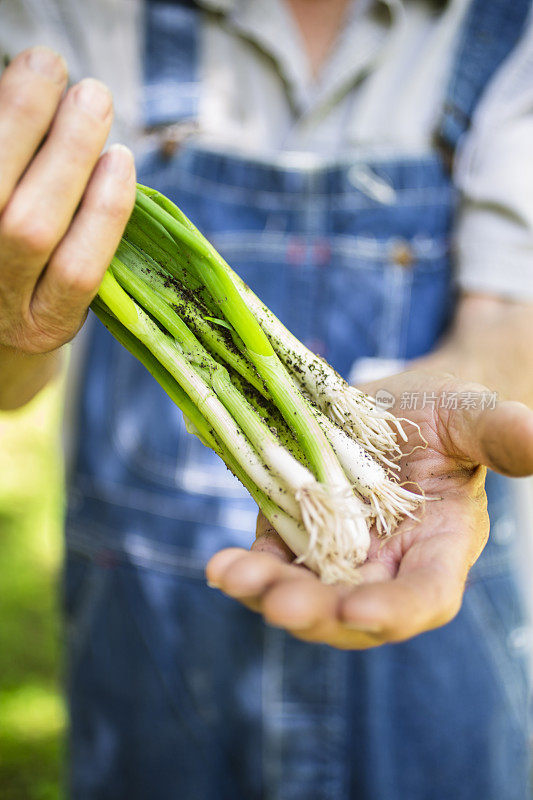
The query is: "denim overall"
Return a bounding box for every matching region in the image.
[65,1,533,798]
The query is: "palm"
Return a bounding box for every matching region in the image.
[206,370,533,649]
[356,372,490,586]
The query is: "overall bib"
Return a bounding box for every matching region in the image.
[65,1,533,797]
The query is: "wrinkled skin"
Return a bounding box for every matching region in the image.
[207,371,533,649]
[0,48,136,409]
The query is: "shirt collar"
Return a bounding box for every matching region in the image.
[196,0,449,12]
[196,0,449,126]
[196,0,235,12]
[200,0,402,118]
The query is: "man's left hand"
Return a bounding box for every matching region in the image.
[206,371,533,649]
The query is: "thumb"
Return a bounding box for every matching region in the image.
[445,399,533,477]
[252,512,294,562]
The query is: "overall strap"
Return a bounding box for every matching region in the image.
[438,0,532,153]
[143,0,201,129]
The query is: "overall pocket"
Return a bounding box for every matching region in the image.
[323,234,453,375]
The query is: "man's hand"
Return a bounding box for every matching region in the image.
[0,47,136,407]
[206,371,533,649]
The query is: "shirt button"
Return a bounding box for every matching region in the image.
[391,240,414,268]
[508,626,532,652]
[156,121,199,160]
[160,134,180,160]
[492,516,514,545]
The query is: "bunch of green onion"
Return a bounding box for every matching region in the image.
[91,184,424,584]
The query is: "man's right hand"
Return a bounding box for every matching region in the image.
[0,46,136,405]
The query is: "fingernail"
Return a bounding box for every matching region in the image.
[26,46,66,83]
[104,144,134,181]
[74,78,112,120]
[206,580,219,589]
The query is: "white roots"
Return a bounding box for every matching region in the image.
[290,478,424,583]
[367,480,423,537]
[308,401,422,532]
[325,386,408,466]
[295,483,371,584]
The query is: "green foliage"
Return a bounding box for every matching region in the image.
[0,380,66,800]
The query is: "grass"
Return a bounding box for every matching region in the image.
[0,377,66,800]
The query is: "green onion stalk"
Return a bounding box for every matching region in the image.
[90,185,424,584]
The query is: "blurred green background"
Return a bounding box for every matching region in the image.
[0,379,66,800]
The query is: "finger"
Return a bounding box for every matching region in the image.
[31,145,135,343]
[205,548,249,587]
[0,77,113,289]
[215,560,381,648]
[261,577,385,650]
[0,47,68,212]
[261,576,346,631]
[478,402,533,476]
[259,499,476,643]
[444,397,533,477]
[258,578,382,648]
[215,551,292,613]
[352,559,393,584]
[340,533,469,641]
[224,550,310,596]
[252,512,295,562]
[208,548,310,594]
[206,549,311,614]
